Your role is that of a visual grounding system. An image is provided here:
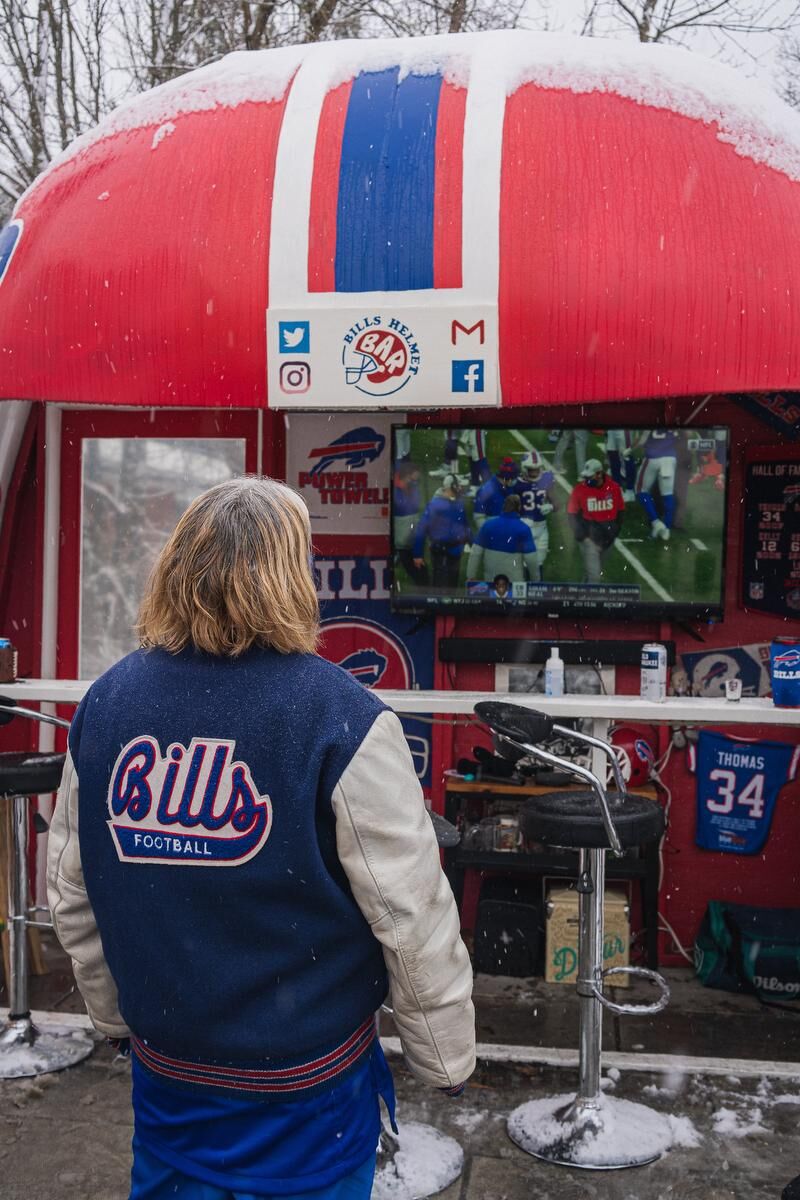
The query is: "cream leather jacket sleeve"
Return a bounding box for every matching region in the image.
[46,748,130,1038]
[332,709,476,1089]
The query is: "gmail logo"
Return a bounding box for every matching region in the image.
[451,319,485,346]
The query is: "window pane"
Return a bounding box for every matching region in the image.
[79,438,246,677]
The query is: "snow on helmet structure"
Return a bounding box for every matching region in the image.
[3,30,800,408]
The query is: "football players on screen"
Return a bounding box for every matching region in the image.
[412,474,471,589]
[474,457,520,528]
[467,494,539,585]
[605,430,637,501]
[636,429,678,541]
[515,449,557,574]
[567,459,625,584]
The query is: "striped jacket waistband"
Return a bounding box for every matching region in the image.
[132,1014,377,1095]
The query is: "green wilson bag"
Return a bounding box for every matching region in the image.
[694,901,800,1006]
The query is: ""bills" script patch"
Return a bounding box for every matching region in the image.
[107,736,272,866]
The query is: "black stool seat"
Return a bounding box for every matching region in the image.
[522,790,665,850]
[0,751,66,797]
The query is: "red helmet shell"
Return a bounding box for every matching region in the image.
[610,725,656,788]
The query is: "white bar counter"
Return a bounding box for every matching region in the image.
[3,680,799,727]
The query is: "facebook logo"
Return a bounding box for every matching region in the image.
[278,321,311,354]
[452,360,484,393]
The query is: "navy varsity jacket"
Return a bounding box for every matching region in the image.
[48,645,476,1099]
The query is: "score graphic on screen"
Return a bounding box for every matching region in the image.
[390,425,728,619]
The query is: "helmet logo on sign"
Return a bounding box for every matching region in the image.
[342,318,420,398]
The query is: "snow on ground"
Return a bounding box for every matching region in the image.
[450,1108,489,1134]
[712,1106,768,1137]
[372,1121,463,1200]
[666,1113,703,1148]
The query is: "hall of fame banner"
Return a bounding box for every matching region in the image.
[315,555,434,787]
[741,447,800,618]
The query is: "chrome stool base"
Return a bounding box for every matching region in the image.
[508,1093,672,1170]
[374,1121,464,1200]
[474,704,673,1173]
[0,1015,95,1078]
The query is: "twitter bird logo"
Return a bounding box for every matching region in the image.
[278,321,310,354]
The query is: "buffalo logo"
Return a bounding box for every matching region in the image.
[0,220,23,287]
[106,736,272,866]
[342,317,421,398]
[700,661,730,689]
[782,483,800,506]
[308,426,385,476]
[634,738,655,768]
[339,648,389,687]
[320,617,414,690]
[774,648,800,669]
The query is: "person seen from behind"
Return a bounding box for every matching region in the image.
[47,476,476,1200]
[467,494,539,585]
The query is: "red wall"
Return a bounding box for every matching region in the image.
[1,395,796,965]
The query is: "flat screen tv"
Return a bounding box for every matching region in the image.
[390,425,729,619]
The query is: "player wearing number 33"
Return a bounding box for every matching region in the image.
[514,450,558,573]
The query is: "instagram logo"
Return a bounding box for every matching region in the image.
[279,361,311,393]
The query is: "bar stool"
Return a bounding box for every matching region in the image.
[0,698,94,1078]
[475,701,672,1170]
[373,808,465,1200]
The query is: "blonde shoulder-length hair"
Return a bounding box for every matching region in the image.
[137,476,319,657]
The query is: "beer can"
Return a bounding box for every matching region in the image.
[641,643,667,702]
[770,637,800,708]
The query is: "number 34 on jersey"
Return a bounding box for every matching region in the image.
[689,731,799,854]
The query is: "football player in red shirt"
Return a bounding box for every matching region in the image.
[566,458,625,583]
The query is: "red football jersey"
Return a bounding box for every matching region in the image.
[567,478,625,522]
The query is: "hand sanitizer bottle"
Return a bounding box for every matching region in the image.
[545,647,564,697]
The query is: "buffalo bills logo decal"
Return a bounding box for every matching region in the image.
[308,426,385,475]
[339,648,389,687]
[321,617,414,690]
[700,661,729,689]
[107,736,272,865]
